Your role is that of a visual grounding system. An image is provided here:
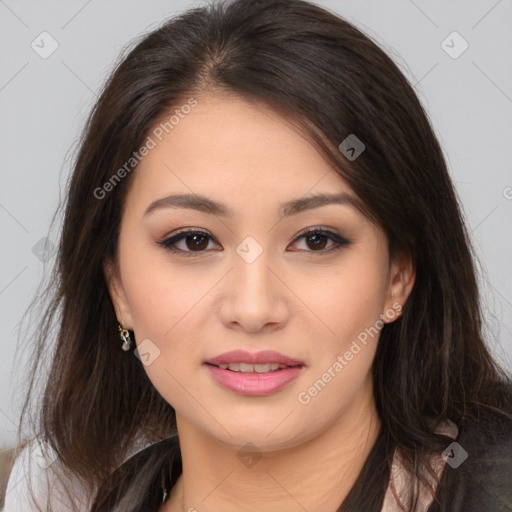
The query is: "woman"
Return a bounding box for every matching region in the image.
[5,0,512,510]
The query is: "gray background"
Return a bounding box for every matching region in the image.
[1,0,511,449]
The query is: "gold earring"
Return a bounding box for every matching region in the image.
[118,324,132,351]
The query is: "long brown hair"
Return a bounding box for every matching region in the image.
[14,0,512,510]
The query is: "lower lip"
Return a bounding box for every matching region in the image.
[204,364,304,396]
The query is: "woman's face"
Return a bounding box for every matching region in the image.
[105,93,414,451]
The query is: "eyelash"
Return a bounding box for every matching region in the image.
[157,227,351,257]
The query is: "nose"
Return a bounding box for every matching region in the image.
[219,247,289,334]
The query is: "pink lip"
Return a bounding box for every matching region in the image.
[205,364,304,396]
[205,350,305,366]
[204,350,305,396]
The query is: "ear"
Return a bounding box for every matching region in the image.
[382,251,415,324]
[103,259,134,329]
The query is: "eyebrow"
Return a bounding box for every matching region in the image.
[144,192,361,218]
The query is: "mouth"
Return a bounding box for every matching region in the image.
[205,362,301,373]
[203,350,305,396]
[204,349,305,368]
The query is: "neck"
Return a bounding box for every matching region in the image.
[163,378,381,512]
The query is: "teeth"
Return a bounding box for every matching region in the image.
[217,362,289,373]
[240,362,254,373]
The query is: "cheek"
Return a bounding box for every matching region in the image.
[118,240,213,405]
[119,238,204,338]
[119,244,200,406]
[308,251,389,351]
[295,258,387,414]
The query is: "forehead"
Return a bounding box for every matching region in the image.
[126,94,354,211]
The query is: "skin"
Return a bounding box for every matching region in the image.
[105,93,415,512]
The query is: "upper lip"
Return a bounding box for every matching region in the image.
[205,350,305,367]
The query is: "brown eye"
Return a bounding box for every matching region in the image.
[183,233,209,251]
[290,229,351,254]
[304,232,329,251]
[158,229,218,256]
[158,227,350,257]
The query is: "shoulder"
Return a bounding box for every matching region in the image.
[431,405,512,512]
[4,441,48,511]
[3,439,92,512]
[4,440,49,512]
[90,435,181,512]
[4,433,174,512]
